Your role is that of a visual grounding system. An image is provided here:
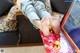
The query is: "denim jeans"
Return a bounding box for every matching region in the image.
[19,0,51,29]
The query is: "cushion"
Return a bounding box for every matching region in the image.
[0,0,14,16]
[17,15,42,44]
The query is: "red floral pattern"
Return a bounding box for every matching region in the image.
[40,31,73,53]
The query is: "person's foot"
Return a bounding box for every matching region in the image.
[50,16,60,34]
[36,16,60,36]
[36,16,50,36]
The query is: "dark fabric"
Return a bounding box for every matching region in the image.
[0,0,14,16]
[17,15,42,44]
[0,31,19,45]
[50,0,72,14]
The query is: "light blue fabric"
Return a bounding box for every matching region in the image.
[20,0,40,23]
[19,0,51,28]
[33,1,51,19]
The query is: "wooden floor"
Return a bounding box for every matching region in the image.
[0,45,46,53]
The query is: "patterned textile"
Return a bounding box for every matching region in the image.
[40,31,74,53]
[0,6,19,32]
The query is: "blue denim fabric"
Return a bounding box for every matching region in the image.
[33,1,51,19]
[20,0,40,24]
[20,1,40,29]
[19,0,51,28]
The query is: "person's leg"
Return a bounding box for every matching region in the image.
[16,0,40,29]
[33,1,60,34]
[33,1,51,19]
[16,0,60,35]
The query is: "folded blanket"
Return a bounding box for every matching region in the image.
[0,6,19,32]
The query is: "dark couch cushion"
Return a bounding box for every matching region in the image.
[17,15,42,44]
[50,0,72,14]
[0,0,14,16]
[0,31,19,45]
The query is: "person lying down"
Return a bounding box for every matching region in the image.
[16,0,60,36]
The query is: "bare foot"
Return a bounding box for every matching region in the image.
[36,16,50,36]
[50,16,60,34]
